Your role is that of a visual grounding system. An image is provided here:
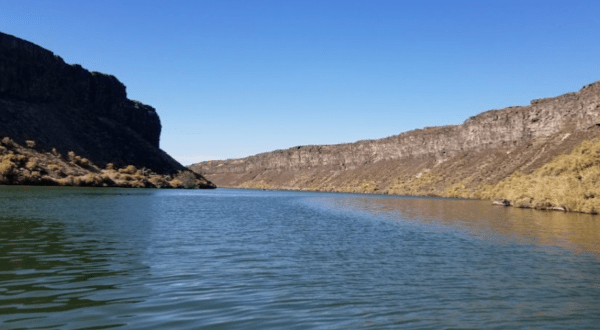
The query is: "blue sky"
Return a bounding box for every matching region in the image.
[1,1,599,164]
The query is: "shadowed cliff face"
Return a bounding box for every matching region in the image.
[0,32,190,175]
[190,81,600,206]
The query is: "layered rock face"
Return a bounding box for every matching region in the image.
[190,81,600,197]
[0,32,187,175]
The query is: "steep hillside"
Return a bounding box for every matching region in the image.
[0,33,193,174]
[0,32,198,176]
[190,82,600,212]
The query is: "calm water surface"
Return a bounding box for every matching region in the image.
[0,186,599,329]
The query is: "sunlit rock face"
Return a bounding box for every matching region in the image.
[0,32,185,174]
[190,81,600,194]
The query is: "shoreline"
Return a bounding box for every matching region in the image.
[0,137,216,189]
[211,185,584,214]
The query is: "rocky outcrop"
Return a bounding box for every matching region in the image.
[0,32,200,176]
[190,81,600,210]
[192,82,600,176]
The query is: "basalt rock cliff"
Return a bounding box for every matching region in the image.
[0,32,211,187]
[190,81,600,211]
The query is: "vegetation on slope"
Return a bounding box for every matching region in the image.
[208,135,600,214]
[477,138,600,214]
[0,137,214,189]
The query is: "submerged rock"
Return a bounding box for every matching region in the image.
[492,199,511,206]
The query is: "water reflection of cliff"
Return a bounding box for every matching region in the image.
[317,195,600,255]
[0,187,153,327]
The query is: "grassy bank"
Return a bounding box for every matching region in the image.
[475,138,600,214]
[217,137,600,214]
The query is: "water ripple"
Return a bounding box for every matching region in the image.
[0,187,599,329]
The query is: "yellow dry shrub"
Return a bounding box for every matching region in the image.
[47,164,61,172]
[0,158,15,176]
[105,163,114,170]
[148,176,166,188]
[26,157,39,170]
[129,180,146,188]
[239,180,275,190]
[67,151,76,160]
[101,169,120,180]
[119,165,138,175]
[75,173,101,186]
[57,176,74,186]
[25,140,36,148]
[386,172,441,196]
[445,180,475,198]
[169,179,183,188]
[78,158,91,167]
[14,154,27,164]
[481,137,600,213]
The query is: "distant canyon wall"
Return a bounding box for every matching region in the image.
[192,82,600,177]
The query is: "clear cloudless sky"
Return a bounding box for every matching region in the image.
[1,1,599,164]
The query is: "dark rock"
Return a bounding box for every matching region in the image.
[492,199,511,206]
[0,32,206,178]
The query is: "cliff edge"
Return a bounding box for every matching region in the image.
[190,82,600,212]
[0,33,214,187]
[0,32,198,176]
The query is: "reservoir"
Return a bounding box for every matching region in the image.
[1,186,599,329]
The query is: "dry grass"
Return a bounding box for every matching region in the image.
[239,180,275,190]
[334,179,379,193]
[169,179,184,188]
[74,173,102,186]
[77,157,91,168]
[1,137,12,146]
[26,157,39,170]
[479,138,600,213]
[0,158,15,177]
[0,137,210,189]
[119,165,138,175]
[444,179,475,198]
[149,176,167,188]
[385,172,441,196]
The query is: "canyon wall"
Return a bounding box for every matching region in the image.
[192,82,600,175]
[0,32,192,175]
[190,81,600,200]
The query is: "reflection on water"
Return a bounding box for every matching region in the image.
[1,187,599,329]
[0,187,152,328]
[317,195,600,255]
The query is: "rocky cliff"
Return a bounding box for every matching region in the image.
[0,32,198,176]
[190,81,600,211]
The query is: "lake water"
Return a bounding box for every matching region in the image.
[1,186,599,329]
